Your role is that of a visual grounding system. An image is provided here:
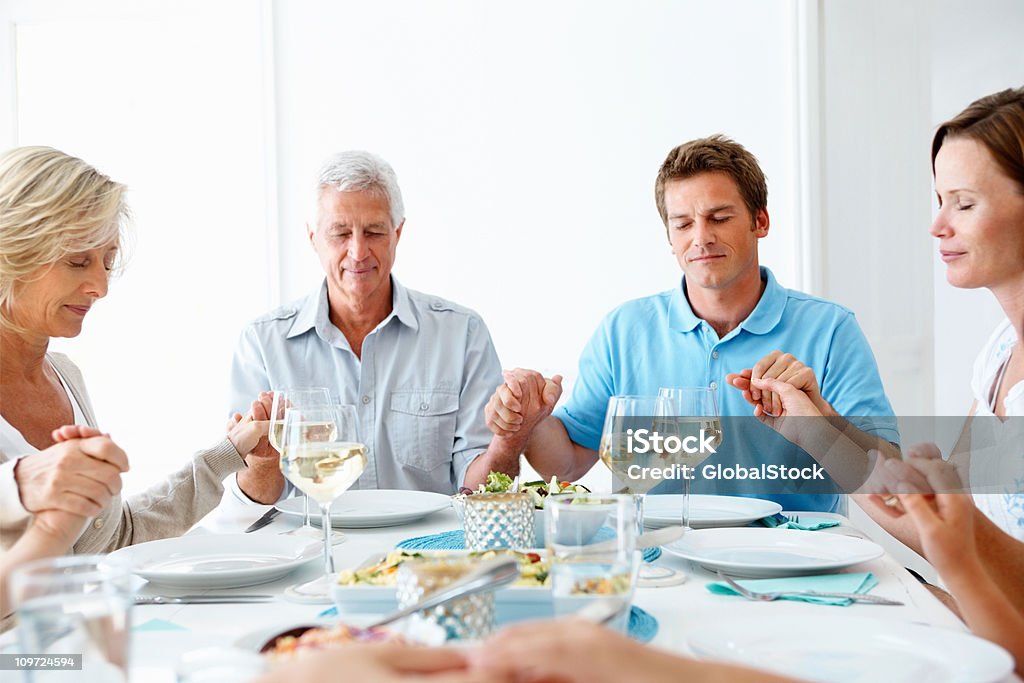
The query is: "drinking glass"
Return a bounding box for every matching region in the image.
[11,555,133,683]
[545,493,638,632]
[598,395,677,530]
[658,386,722,529]
[269,387,332,534]
[280,404,366,588]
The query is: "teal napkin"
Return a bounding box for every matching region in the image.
[133,618,189,632]
[707,572,877,606]
[757,513,840,531]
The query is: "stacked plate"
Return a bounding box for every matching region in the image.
[108,534,320,589]
[662,527,884,578]
[642,494,781,529]
[275,490,451,528]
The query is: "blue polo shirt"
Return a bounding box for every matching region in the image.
[554,267,898,512]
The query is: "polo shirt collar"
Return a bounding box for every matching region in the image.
[669,266,786,336]
[669,276,701,332]
[740,267,786,335]
[286,276,419,340]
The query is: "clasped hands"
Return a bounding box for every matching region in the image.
[485,369,563,442]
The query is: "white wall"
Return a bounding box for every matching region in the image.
[2,0,1023,499]
[271,0,802,386]
[1,0,275,493]
[817,0,935,418]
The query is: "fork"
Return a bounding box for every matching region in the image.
[715,571,903,605]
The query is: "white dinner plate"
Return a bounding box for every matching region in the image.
[108,534,319,589]
[689,614,1014,683]
[662,527,883,578]
[643,495,782,529]
[276,490,451,528]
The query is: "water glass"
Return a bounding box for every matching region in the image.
[545,493,638,632]
[462,492,533,551]
[10,555,132,683]
[395,557,495,640]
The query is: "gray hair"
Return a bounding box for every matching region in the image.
[315,150,405,228]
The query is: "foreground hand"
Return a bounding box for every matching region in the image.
[897,491,977,579]
[13,436,128,517]
[470,619,793,683]
[485,368,562,437]
[253,643,505,683]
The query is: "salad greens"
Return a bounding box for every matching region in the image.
[459,470,590,509]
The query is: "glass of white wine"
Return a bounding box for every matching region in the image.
[598,395,681,585]
[269,387,332,534]
[280,404,366,586]
[658,386,722,530]
[598,395,675,524]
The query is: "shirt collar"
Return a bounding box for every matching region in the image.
[668,266,786,336]
[286,276,419,340]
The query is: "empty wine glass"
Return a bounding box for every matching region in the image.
[269,387,331,536]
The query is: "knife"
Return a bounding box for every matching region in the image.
[135,594,274,605]
[244,507,281,533]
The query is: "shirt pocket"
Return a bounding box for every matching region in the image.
[388,390,460,472]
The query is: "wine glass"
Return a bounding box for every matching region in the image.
[658,386,722,530]
[270,387,332,536]
[598,395,674,524]
[599,395,683,584]
[280,404,366,598]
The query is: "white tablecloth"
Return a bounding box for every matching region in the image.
[7,495,1014,682]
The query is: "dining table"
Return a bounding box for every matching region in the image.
[6,494,1019,683]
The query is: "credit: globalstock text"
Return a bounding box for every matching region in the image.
[626,463,827,481]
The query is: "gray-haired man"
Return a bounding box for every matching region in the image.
[228,151,514,503]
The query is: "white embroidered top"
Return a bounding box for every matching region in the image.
[969,318,1024,541]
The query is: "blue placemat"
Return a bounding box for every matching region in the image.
[396,529,662,563]
[317,605,658,643]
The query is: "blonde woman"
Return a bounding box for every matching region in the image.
[0,146,271,562]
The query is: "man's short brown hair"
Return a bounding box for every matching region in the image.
[655,135,768,228]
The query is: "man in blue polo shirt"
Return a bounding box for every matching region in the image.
[485,135,898,512]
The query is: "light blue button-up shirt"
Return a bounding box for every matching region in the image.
[554,267,899,512]
[228,277,502,496]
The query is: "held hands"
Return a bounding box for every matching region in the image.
[485,368,562,439]
[726,351,835,418]
[863,443,950,515]
[227,391,275,461]
[13,428,128,517]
